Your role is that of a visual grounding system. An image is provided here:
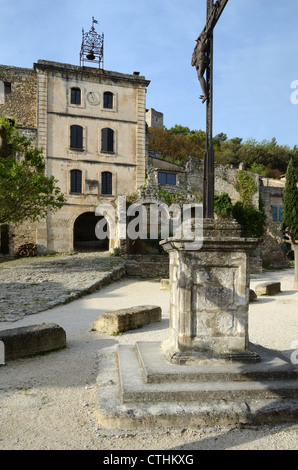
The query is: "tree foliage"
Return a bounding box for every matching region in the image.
[283,159,298,241]
[148,126,205,164]
[0,116,65,225]
[148,125,298,178]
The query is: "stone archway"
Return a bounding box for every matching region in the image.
[73,212,109,252]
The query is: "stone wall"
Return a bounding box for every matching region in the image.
[0,65,37,128]
[260,185,288,268]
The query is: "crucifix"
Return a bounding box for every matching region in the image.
[192,0,229,218]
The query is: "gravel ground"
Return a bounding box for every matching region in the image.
[0,256,298,451]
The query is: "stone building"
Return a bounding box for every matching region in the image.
[143,154,291,269]
[146,108,164,129]
[0,59,150,255]
[259,178,289,268]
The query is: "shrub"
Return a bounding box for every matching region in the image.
[214,193,233,219]
[232,202,265,238]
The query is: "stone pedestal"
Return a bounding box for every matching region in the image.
[160,219,260,364]
[95,218,298,430]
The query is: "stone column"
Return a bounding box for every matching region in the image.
[160,219,260,364]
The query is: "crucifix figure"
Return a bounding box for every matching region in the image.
[192,0,229,218]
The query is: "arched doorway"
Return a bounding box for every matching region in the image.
[73,212,109,252]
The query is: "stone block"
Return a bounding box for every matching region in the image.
[0,323,66,362]
[255,282,281,296]
[160,279,170,290]
[93,305,162,335]
[249,289,257,302]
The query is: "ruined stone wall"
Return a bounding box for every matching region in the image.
[0,65,37,128]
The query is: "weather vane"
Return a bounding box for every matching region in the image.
[80,17,104,68]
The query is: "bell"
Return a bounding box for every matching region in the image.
[86,49,95,60]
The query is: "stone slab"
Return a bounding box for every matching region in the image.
[118,344,298,404]
[96,348,298,430]
[0,323,66,362]
[135,342,298,384]
[93,305,161,335]
[255,282,281,296]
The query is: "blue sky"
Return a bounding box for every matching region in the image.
[1,0,298,148]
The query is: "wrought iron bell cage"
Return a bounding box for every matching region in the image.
[80,17,104,68]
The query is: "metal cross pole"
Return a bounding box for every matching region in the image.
[192,0,229,218]
[204,0,215,219]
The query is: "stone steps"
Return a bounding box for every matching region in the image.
[118,343,298,404]
[96,344,298,430]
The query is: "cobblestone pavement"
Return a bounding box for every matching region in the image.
[0,253,126,322]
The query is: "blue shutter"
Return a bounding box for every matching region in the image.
[70,125,83,149]
[103,92,113,109]
[101,128,114,152]
[279,206,284,222]
[70,170,82,193]
[102,172,112,195]
[158,172,176,185]
[71,88,81,105]
[158,172,167,184]
[272,206,278,221]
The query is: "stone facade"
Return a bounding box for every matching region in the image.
[0,60,150,256]
[145,108,164,129]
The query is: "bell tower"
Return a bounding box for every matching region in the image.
[80,17,104,69]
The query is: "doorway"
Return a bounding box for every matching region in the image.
[73,212,109,252]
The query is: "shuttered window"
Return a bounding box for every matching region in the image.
[70,125,83,150]
[70,170,82,193]
[158,172,176,185]
[103,92,113,109]
[101,128,114,152]
[101,172,112,195]
[71,88,81,105]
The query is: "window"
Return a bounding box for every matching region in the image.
[70,125,83,150]
[158,172,176,185]
[4,82,11,95]
[103,92,113,109]
[101,172,112,195]
[272,206,278,221]
[101,128,114,153]
[272,205,284,222]
[71,88,81,105]
[70,170,82,193]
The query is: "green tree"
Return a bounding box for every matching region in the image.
[0,115,65,225]
[283,159,298,240]
[282,159,298,288]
